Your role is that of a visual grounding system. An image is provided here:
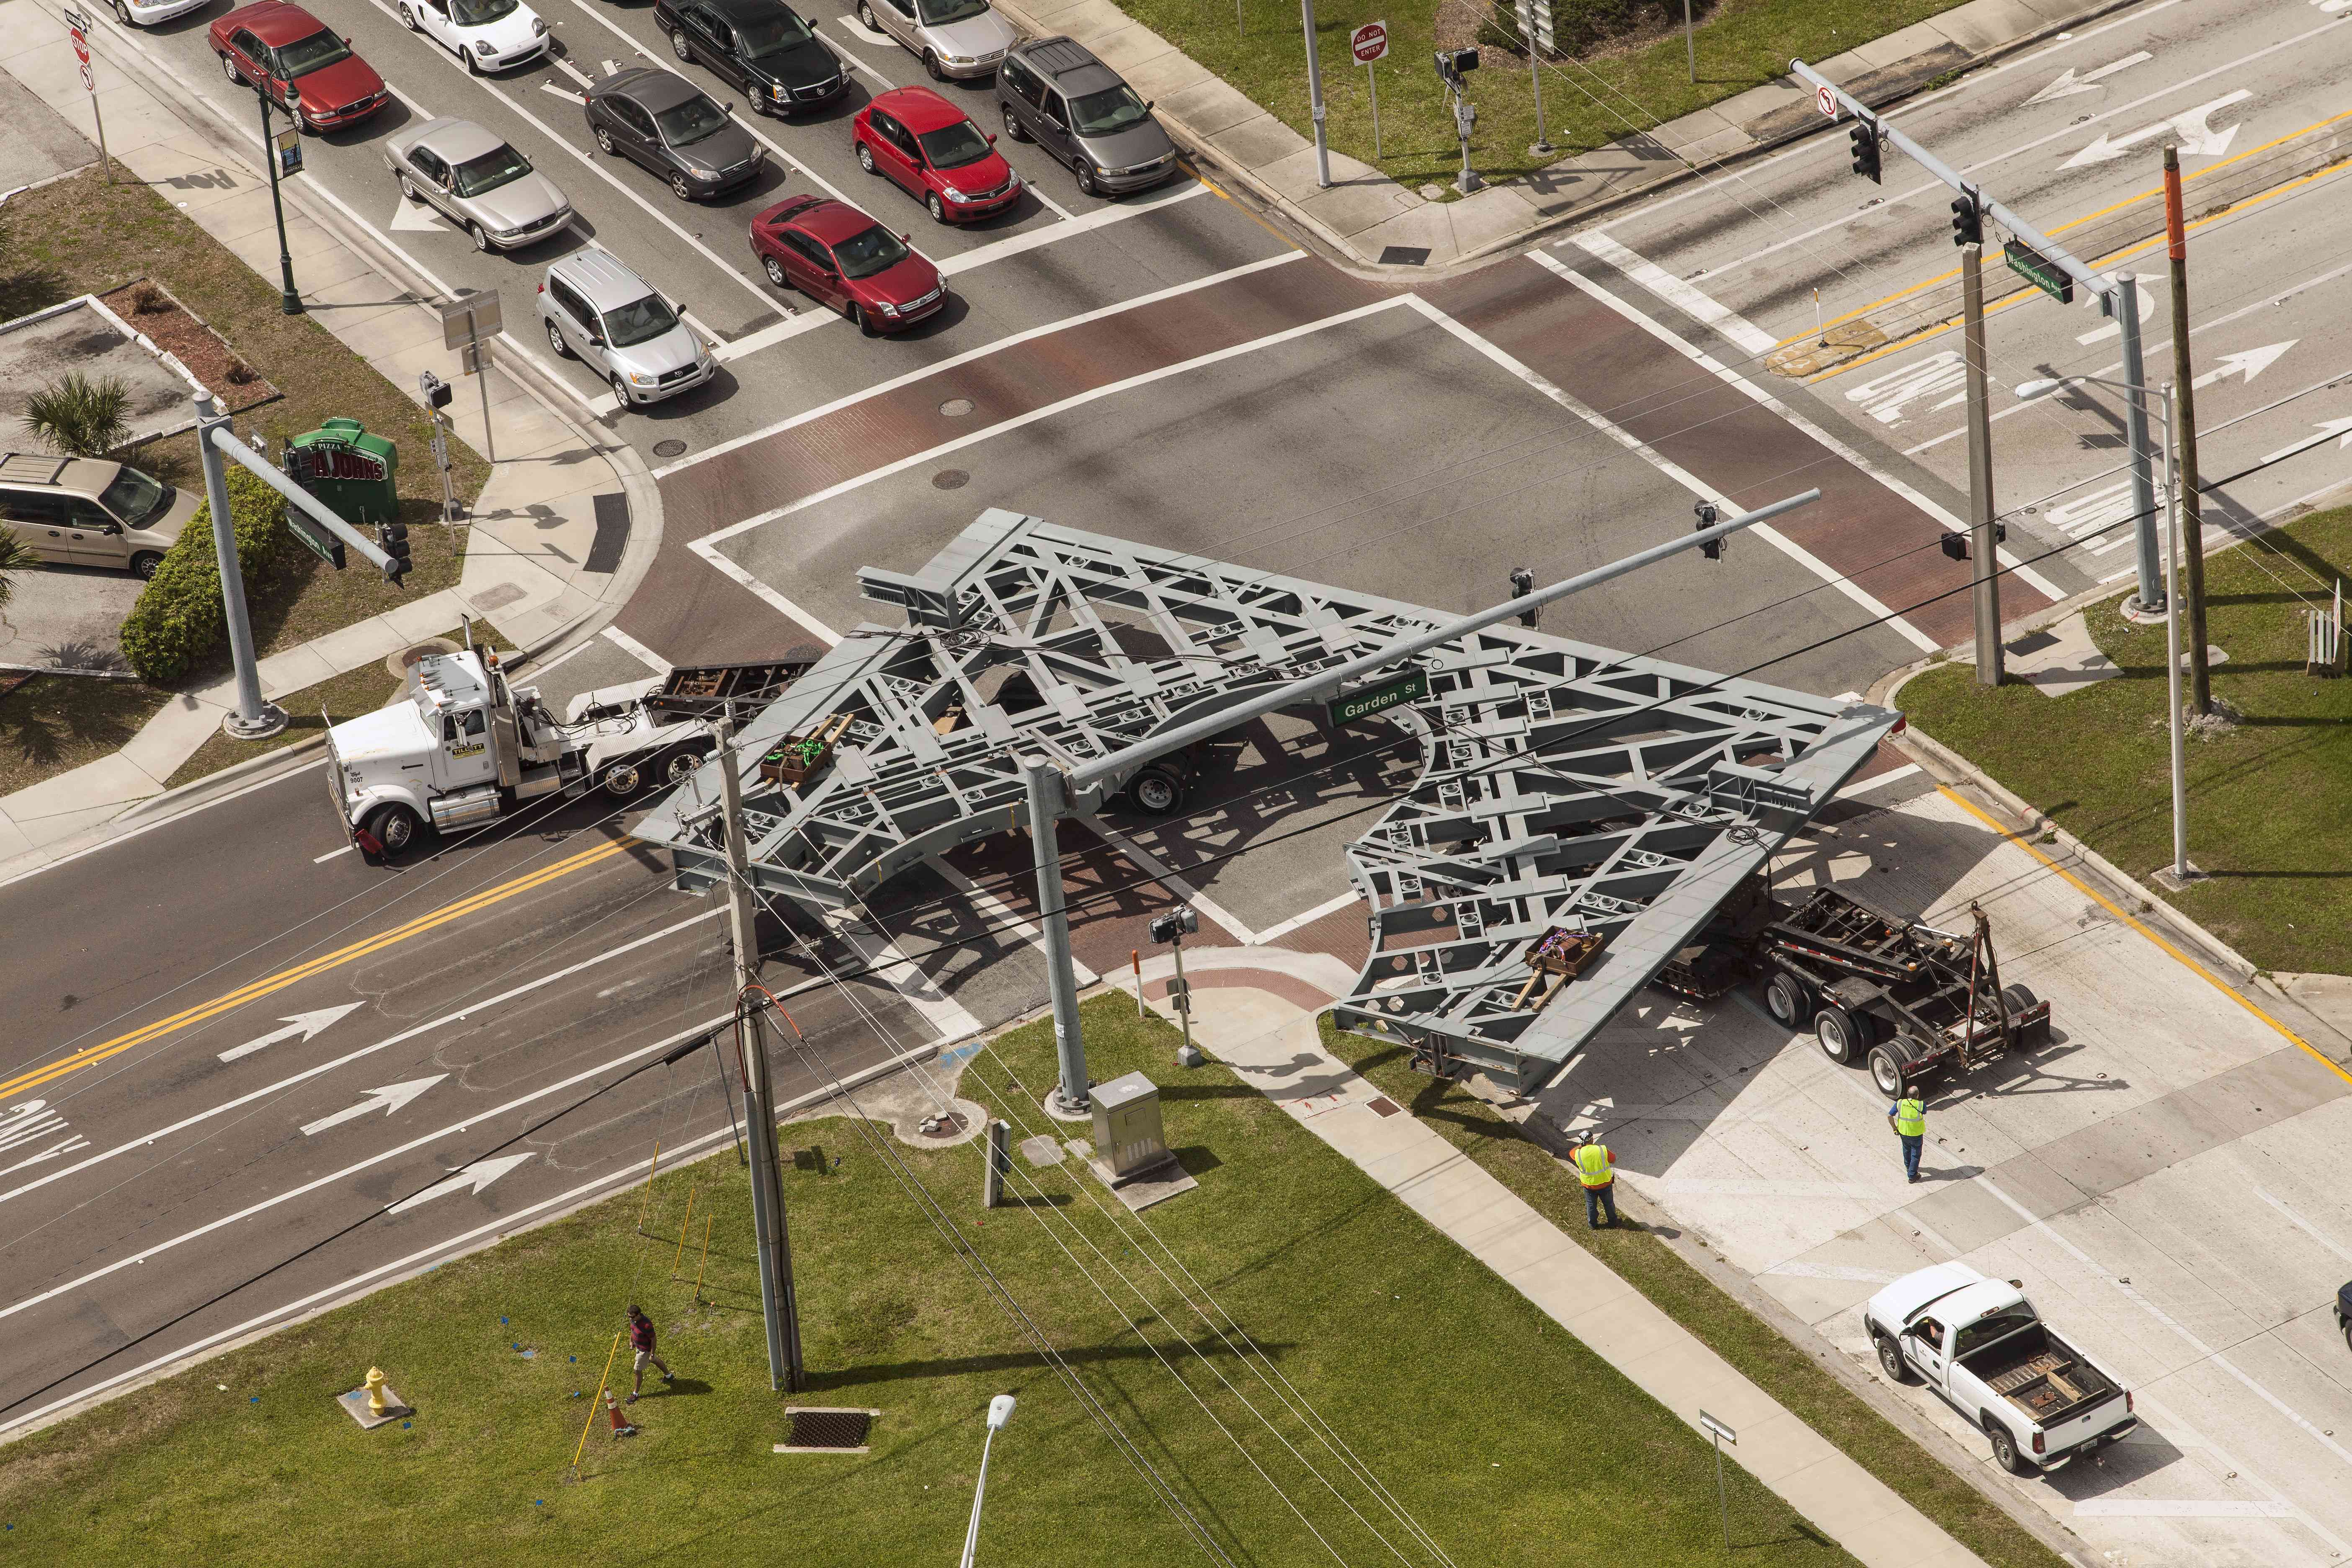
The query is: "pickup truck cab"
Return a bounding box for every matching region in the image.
[1865,1262,2136,1474]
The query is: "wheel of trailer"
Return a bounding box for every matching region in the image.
[365,803,421,856]
[1867,1045,1907,1098]
[1985,1420,2031,1476]
[662,750,701,787]
[1128,765,1184,815]
[1764,971,1810,1028]
[1873,1332,1913,1385]
[2002,982,2039,1014]
[1814,1006,1861,1065]
[600,759,644,797]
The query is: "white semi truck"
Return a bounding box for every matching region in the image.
[324,634,813,856]
[1864,1262,2136,1474]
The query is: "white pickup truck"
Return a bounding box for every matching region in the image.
[1865,1262,2137,1474]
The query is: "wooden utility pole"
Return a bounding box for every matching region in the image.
[2164,144,2211,714]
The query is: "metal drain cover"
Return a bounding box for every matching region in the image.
[939,397,974,417]
[931,469,969,490]
[917,1112,967,1140]
[652,439,688,458]
[779,1408,875,1452]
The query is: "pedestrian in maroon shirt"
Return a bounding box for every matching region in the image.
[625,1304,673,1403]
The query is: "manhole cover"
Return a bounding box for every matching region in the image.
[932,469,969,490]
[652,439,688,458]
[939,397,974,417]
[384,638,462,679]
[780,1408,874,1452]
[917,1112,968,1140]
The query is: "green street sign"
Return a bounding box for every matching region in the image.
[284,508,346,570]
[2004,238,2074,304]
[1327,669,1428,727]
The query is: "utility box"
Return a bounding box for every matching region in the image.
[1090,1071,1172,1181]
[285,418,400,530]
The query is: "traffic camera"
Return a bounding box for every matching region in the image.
[1434,46,1479,86]
[1694,500,1724,560]
[1939,522,2007,560]
[1950,194,1982,248]
[1848,122,1880,183]
[1148,906,1198,945]
[420,371,454,410]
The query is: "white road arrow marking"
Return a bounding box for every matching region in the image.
[2315,0,2352,16]
[2259,416,2352,464]
[389,1153,534,1213]
[218,1002,368,1063]
[2076,282,2157,344]
[2192,340,2295,391]
[2062,90,2251,168]
[2026,51,2151,104]
[299,1076,446,1137]
[539,82,585,103]
[601,57,621,75]
[388,193,453,233]
[552,54,595,88]
[0,1100,89,1180]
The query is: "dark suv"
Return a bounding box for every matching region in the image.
[994,36,1177,198]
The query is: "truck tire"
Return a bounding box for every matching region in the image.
[1985,1419,2032,1475]
[1764,971,1810,1027]
[1867,1044,1908,1097]
[1814,1006,1862,1065]
[364,803,422,856]
[600,760,645,797]
[1127,765,1185,815]
[1873,1332,1914,1384]
[662,750,702,786]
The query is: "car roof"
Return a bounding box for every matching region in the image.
[873,85,965,131]
[783,198,882,244]
[550,248,658,310]
[1017,35,1120,94]
[220,1,331,42]
[0,454,119,493]
[410,118,505,161]
[704,0,803,22]
[599,67,700,110]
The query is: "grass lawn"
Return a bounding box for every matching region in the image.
[0,677,171,797]
[0,998,1866,1565]
[1330,1019,2070,1568]
[1129,0,1970,193]
[1900,503,2352,976]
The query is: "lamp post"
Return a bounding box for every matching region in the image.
[2018,373,2195,887]
[253,81,304,315]
[959,1394,1016,1568]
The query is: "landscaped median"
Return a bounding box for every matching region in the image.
[1898,503,2352,977]
[1,998,1870,1565]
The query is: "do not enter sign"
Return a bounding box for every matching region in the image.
[1351,20,1388,63]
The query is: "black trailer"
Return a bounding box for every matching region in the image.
[1656,877,2052,1096]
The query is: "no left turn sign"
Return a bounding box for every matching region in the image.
[1351,20,1389,64]
[1815,83,1839,119]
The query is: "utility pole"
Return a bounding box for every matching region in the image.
[1025,759,1091,1115]
[1960,242,2001,686]
[193,392,289,740]
[2164,145,2211,714]
[717,713,805,1393]
[1299,0,1331,188]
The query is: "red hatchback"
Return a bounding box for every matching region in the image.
[210,2,387,133]
[750,195,947,335]
[854,86,1020,225]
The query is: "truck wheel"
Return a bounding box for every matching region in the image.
[1128,765,1184,815]
[364,803,421,856]
[1873,1332,1913,1384]
[662,751,701,786]
[1814,1006,1861,1065]
[1764,971,1810,1027]
[1867,1045,1907,1098]
[600,760,645,797]
[1985,1420,2031,1475]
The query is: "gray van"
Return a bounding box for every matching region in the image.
[536,247,715,407]
[0,452,195,578]
[994,37,1177,198]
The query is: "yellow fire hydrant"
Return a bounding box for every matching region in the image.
[365,1367,391,1416]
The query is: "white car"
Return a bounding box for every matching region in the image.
[108,0,213,27]
[397,0,550,72]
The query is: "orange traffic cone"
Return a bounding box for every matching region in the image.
[605,1388,637,1439]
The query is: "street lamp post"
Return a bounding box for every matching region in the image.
[959,1394,1016,1568]
[254,83,304,315]
[2018,373,2195,887]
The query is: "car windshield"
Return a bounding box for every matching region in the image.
[450,0,519,24]
[96,465,171,529]
[916,0,989,23]
[654,93,730,145]
[274,28,353,77]
[917,120,991,169]
[453,143,532,196]
[737,12,814,57]
[1068,84,1150,136]
[833,224,909,280]
[602,293,681,347]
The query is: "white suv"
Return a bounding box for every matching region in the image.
[536,249,714,407]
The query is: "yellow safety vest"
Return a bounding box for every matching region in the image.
[1573,1143,1613,1187]
[1894,1098,1926,1136]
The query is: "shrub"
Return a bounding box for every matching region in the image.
[24,371,132,459]
[119,468,293,684]
[129,283,167,315]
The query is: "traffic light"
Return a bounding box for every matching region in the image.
[1148,906,1198,945]
[1434,46,1479,86]
[1848,122,1880,183]
[1940,531,1969,562]
[379,519,412,584]
[1509,566,1537,627]
[420,371,453,410]
[1950,194,1982,248]
[1694,500,1724,561]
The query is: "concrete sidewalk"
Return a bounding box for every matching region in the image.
[1156,974,1992,1568]
[0,6,660,879]
[994,0,2130,274]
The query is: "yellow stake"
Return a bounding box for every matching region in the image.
[570,1331,623,1474]
[691,1215,713,1306]
[668,1185,698,1279]
[634,1141,662,1235]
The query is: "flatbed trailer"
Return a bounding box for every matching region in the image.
[1656,877,2052,1096]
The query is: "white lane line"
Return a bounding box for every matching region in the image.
[1405,286,1939,652]
[711,306,832,364]
[928,857,1100,986]
[1528,254,2065,610]
[817,19,893,85]
[540,82,585,103]
[600,624,672,673]
[552,54,596,89]
[658,249,1305,479]
[2254,1187,2352,1264]
[1834,762,1921,800]
[521,634,609,680]
[824,910,985,1041]
[312,844,357,864]
[1250,889,1362,947]
[1574,231,1777,356]
[0,910,722,1211]
[1759,1260,1903,1283]
[2073,1500,2296,1519]
[1074,815,1256,944]
[684,539,844,641]
[936,183,1210,277]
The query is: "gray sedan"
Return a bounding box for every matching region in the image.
[383,118,572,252]
[856,0,1018,81]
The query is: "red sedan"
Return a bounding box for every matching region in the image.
[210,1,387,133]
[853,86,1020,225]
[750,195,946,335]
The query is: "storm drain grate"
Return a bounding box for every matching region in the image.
[779,1408,877,1453]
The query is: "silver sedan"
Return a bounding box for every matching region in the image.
[856,0,1018,81]
[382,118,573,252]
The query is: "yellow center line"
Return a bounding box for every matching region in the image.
[1938,786,2352,1091]
[0,837,638,1101]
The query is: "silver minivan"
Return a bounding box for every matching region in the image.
[0,452,195,578]
[535,248,715,407]
[855,0,1017,81]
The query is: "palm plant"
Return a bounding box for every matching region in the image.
[0,526,41,613]
[23,372,132,459]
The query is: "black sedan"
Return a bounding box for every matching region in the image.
[583,67,764,201]
[654,0,848,116]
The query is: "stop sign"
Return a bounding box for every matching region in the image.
[1351,20,1389,63]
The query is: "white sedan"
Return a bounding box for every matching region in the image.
[397,0,551,72]
[108,0,213,26]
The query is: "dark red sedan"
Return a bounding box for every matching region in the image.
[210,1,387,133]
[749,194,946,335]
[854,85,1020,225]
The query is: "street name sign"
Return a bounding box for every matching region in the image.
[1328,669,1428,727]
[2003,237,2073,304]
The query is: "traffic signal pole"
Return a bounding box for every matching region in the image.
[1960,243,2002,686]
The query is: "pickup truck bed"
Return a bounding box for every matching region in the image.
[1970,1326,2117,1427]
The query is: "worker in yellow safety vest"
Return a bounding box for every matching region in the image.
[1572,1135,1617,1229]
[1888,1093,1927,1184]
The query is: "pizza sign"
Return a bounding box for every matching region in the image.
[291,441,388,483]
